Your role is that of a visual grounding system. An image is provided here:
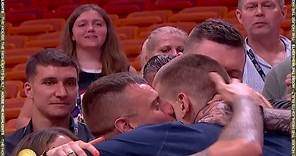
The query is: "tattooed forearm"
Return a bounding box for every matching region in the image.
[263,108,291,134]
[219,97,263,143]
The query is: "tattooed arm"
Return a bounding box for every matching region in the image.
[263,108,291,134]
[197,103,291,135]
[197,93,291,135]
[201,98,263,156]
[191,73,263,156]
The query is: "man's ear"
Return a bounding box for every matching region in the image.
[281,5,287,18]
[177,93,191,118]
[24,82,33,99]
[235,9,243,24]
[114,117,134,134]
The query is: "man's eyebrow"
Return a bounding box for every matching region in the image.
[244,2,257,6]
[41,77,57,81]
[261,0,273,3]
[40,77,77,81]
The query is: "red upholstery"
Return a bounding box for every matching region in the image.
[196,0,237,7]
[145,0,192,11]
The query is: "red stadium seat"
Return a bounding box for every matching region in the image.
[31,0,75,10]
[78,0,108,6]
[118,16,162,27]
[5,98,26,121]
[195,0,237,7]
[227,10,237,19]
[281,19,291,31]
[5,43,16,49]
[5,81,24,99]
[35,31,63,40]
[116,26,140,40]
[121,39,144,58]
[109,14,120,25]
[5,119,18,134]
[12,63,27,72]
[5,55,29,69]
[104,4,141,15]
[21,18,66,32]
[24,39,61,48]
[180,6,228,18]
[145,0,193,11]
[127,10,173,22]
[6,13,37,26]
[5,47,44,57]
[103,0,144,15]
[130,57,141,71]
[168,12,219,23]
[285,30,291,39]
[6,1,26,11]
[5,71,27,82]
[5,35,29,48]
[8,24,54,36]
[43,4,79,19]
[6,7,48,25]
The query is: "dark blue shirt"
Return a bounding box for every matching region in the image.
[96,122,222,156]
[92,122,291,156]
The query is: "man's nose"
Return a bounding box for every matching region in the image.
[255,5,264,16]
[170,49,178,56]
[55,83,67,97]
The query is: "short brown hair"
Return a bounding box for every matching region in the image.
[154,54,230,106]
[82,72,147,137]
[186,19,243,54]
[25,48,79,81]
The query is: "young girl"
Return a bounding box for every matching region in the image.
[62,4,136,93]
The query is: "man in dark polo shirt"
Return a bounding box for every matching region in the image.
[80,55,264,156]
[5,49,94,156]
[87,55,289,156]
[45,55,290,156]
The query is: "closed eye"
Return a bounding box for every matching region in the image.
[152,97,161,110]
[160,48,171,53]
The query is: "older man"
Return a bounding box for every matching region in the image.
[236,0,291,92]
